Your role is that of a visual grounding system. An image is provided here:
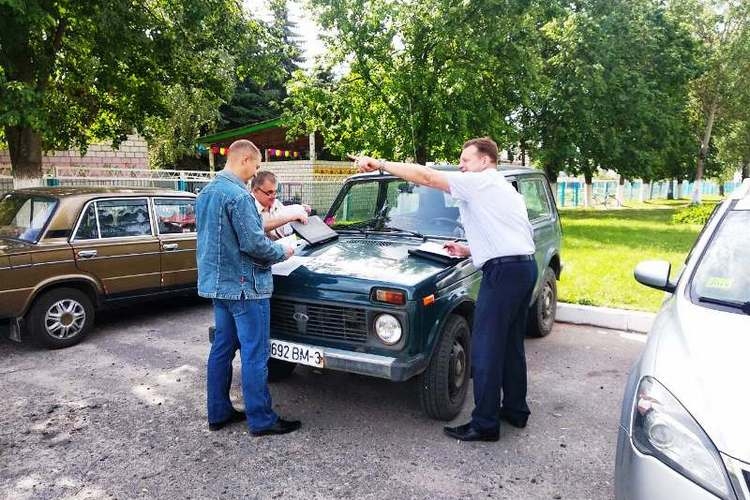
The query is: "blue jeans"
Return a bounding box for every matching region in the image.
[207,298,278,432]
[470,259,537,433]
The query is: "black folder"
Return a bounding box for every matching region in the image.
[407,248,466,265]
[290,215,339,246]
[407,241,467,265]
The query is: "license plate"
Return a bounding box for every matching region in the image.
[270,339,325,368]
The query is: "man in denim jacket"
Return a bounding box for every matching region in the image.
[196,139,301,436]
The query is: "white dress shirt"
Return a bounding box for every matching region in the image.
[444,169,535,268]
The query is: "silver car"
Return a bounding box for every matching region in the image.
[615,179,750,500]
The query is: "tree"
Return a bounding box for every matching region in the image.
[0,0,264,186]
[670,0,750,203]
[530,0,698,204]
[283,0,545,164]
[219,0,303,130]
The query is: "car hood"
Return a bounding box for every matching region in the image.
[648,297,750,461]
[273,236,457,297]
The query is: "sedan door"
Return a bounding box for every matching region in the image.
[71,198,161,297]
[153,197,197,290]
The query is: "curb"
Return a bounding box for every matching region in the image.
[556,303,655,334]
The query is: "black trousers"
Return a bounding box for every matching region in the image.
[470,257,537,432]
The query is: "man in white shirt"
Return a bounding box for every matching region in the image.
[355,137,537,442]
[250,171,310,240]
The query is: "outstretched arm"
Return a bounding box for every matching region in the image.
[354,156,451,193]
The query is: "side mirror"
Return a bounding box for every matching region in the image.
[634,260,676,293]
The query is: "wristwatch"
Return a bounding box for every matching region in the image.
[377,159,386,174]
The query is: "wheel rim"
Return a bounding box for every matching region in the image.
[44,299,87,339]
[449,340,467,398]
[541,281,555,328]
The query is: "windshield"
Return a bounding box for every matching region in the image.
[0,192,58,243]
[690,209,750,309]
[327,179,465,239]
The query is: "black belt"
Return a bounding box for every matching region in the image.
[483,254,534,268]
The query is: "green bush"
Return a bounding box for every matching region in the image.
[672,203,716,225]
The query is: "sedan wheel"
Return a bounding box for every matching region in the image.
[28,288,95,349]
[44,299,87,339]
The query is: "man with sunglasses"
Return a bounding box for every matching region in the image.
[251,171,311,240]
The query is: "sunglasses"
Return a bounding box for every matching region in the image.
[256,187,277,197]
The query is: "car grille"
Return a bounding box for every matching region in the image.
[271,298,369,343]
[343,239,397,248]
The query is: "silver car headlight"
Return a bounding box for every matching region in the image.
[374,314,402,345]
[631,376,733,499]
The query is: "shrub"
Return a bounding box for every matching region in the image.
[672,203,716,225]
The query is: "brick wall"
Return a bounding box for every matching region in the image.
[0,134,148,170]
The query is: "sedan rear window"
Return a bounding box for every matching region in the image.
[691,210,750,312]
[0,192,58,243]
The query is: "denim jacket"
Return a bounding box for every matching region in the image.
[195,170,285,300]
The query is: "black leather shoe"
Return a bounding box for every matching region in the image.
[208,409,246,431]
[498,408,528,429]
[443,422,499,442]
[251,418,301,437]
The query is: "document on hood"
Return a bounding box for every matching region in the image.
[408,241,466,265]
[272,256,310,276]
[415,241,461,259]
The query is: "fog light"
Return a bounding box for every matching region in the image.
[375,314,402,345]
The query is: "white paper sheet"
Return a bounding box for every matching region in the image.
[415,241,461,259]
[272,256,310,276]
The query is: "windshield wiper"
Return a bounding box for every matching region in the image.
[382,226,425,239]
[697,296,750,315]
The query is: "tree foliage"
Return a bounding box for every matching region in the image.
[530,0,699,184]
[219,0,303,130]
[283,0,545,164]
[670,0,750,201]
[0,0,275,182]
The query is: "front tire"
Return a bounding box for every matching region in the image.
[419,314,471,420]
[527,267,557,338]
[27,288,95,349]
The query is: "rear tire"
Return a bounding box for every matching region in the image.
[27,288,95,349]
[419,314,471,420]
[268,358,297,382]
[527,267,557,338]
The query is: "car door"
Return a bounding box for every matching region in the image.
[70,197,161,297]
[152,197,197,290]
[518,175,560,287]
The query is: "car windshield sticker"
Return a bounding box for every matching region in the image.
[705,277,733,289]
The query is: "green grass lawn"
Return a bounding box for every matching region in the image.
[558,199,708,312]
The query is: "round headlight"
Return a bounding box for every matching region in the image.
[374,314,402,345]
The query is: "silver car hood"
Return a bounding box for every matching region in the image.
[648,297,750,461]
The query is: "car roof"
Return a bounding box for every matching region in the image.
[9,186,194,201]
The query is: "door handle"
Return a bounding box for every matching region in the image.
[77,250,98,259]
[163,243,179,251]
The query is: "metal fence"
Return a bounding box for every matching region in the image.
[555,178,743,208]
[1,163,744,213]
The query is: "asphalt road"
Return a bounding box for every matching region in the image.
[0,299,645,500]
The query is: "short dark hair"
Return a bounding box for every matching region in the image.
[462,137,498,163]
[251,170,277,189]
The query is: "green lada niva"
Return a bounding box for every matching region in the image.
[262,167,562,421]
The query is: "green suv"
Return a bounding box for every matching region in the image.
[229,167,562,420]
